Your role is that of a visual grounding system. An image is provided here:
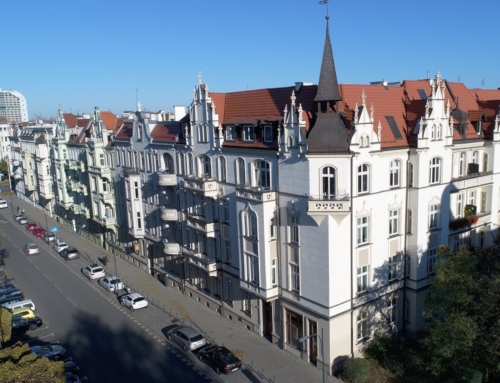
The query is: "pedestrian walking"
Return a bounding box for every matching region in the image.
[102,254,109,266]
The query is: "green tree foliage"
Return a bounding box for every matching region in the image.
[0,308,12,345]
[341,357,371,383]
[0,158,8,176]
[422,242,500,383]
[0,117,7,123]
[0,342,65,383]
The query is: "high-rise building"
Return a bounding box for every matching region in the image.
[0,88,29,123]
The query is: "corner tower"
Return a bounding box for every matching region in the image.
[307,16,349,153]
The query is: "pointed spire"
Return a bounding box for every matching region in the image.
[314,17,342,102]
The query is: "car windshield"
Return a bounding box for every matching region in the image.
[133,297,145,302]
[111,279,121,285]
[222,351,238,364]
[58,243,67,247]
[93,268,103,272]
[190,334,204,342]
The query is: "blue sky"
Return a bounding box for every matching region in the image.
[2,0,499,120]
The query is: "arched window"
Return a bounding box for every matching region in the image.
[429,158,441,184]
[408,162,414,187]
[359,136,364,148]
[237,158,246,185]
[322,166,336,199]
[162,153,174,173]
[389,160,400,187]
[437,125,442,140]
[199,155,211,177]
[243,210,257,239]
[431,125,436,140]
[253,160,270,188]
[219,156,226,182]
[459,152,466,177]
[186,153,193,176]
[358,164,370,193]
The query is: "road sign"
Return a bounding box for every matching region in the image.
[50,226,58,233]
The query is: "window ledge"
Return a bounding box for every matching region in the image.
[356,243,371,248]
[356,290,369,297]
[356,336,370,345]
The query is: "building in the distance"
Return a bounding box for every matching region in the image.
[0,89,29,123]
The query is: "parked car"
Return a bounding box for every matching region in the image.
[98,276,124,292]
[3,299,36,312]
[0,283,16,295]
[120,293,148,311]
[11,316,43,335]
[198,345,242,375]
[61,247,79,260]
[23,243,40,255]
[0,200,8,209]
[11,307,35,319]
[41,233,56,242]
[53,242,69,253]
[0,292,24,306]
[65,372,81,383]
[166,326,206,351]
[82,265,106,280]
[0,288,23,300]
[26,222,39,231]
[18,217,28,225]
[63,359,80,374]
[31,344,66,360]
[14,213,24,221]
[33,228,47,237]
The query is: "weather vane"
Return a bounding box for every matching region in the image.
[319,0,329,18]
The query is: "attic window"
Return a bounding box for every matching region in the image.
[417,89,428,100]
[225,125,235,140]
[263,125,273,143]
[476,120,482,135]
[385,116,403,140]
[242,125,254,142]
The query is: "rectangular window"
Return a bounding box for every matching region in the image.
[481,192,486,213]
[263,125,273,143]
[388,255,398,281]
[137,212,142,229]
[357,312,368,340]
[357,266,368,293]
[242,125,254,141]
[245,254,258,284]
[290,264,300,292]
[357,217,369,245]
[100,153,105,166]
[427,248,437,274]
[456,194,463,218]
[225,126,235,140]
[243,293,251,314]
[134,182,139,199]
[270,218,276,240]
[271,259,277,286]
[469,191,476,207]
[286,309,303,349]
[387,298,397,324]
[428,204,439,229]
[407,209,412,234]
[389,210,399,235]
[226,279,233,303]
[289,216,299,244]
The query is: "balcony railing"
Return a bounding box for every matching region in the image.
[451,171,493,189]
[164,242,180,255]
[161,207,179,221]
[183,176,218,197]
[307,192,351,225]
[79,184,88,196]
[158,172,178,186]
[183,248,220,277]
[235,184,276,202]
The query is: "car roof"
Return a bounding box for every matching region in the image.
[177,326,202,338]
[26,243,38,247]
[89,265,103,270]
[127,293,142,299]
[12,307,33,313]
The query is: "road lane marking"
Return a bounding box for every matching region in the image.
[43,274,51,281]
[67,297,77,307]
[35,265,41,271]
[54,284,63,293]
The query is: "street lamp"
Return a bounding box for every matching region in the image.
[298,328,325,383]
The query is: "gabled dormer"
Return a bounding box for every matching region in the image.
[349,90,381,152]
[281,90,306,155]
[306,16,349,154]
[55,107,70,141]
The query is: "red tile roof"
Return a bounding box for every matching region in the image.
[151,122,181,143]
[101,111,120,131]
[472,89,500,101]
[115,122,134,140]
[63,113,77,128]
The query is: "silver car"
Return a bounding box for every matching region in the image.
[166,326,206,351]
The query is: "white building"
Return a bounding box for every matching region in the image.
[0,89,29,123]
[0,123,11,160]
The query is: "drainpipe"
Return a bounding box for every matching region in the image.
[276,149,283,346]
[402,150,411,337]
[350,154,354,358]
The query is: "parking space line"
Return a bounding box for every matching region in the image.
[35,265,41,271]
[67,297,77,307]
[43,274,51,281]
[54,284,63,293]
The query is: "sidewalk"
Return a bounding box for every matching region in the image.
[13,196,341,383]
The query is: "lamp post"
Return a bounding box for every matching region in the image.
[298,327,325,383]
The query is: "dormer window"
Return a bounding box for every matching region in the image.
[225,125,235,140]
[263,125,273,143]
[243,125,254,141]
[198,124,208,143]
[476,120,482,135]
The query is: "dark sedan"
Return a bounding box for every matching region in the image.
[198,345,242,375]
[11,316,43,336]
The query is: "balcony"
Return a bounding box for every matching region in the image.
[88,165,112,179]
[14,173,22,180]
[23,168,34,176]
[451,171,493,189]
[39,189,54,199]
[186,217,219,238]
[102,216,116,227]
[71,204,83,215]
[25,183,35,191]
[161,207,178,221]
[236,184,276,203]
[99,192,115,203]
[66,180,80,192]
[307,191,351,225]
[183,247,220,277]
[38,173,52,183]
[128,227,144,239]
[144,231,162,243]
[13,160,20,167]
[183,176,218,198]
[65,159,78,170]
[158,172,178,186]
[79,184,88,196]
[56,199,73,209]
[164,242,180,255]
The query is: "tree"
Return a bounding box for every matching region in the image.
[0,308,12,347]
[0,342,65,383]
[0,159,8,177]
[422,241,500,383]
[0,117,7,123]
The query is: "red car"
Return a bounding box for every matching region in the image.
[26,222,39,231]
[33,228,47,237]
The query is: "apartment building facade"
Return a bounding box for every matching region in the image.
[0,88,28,123]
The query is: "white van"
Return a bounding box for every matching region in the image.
[3,299,36,312]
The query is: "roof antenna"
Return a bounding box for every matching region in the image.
[319,0,329,18]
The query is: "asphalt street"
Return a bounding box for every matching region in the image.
[0,208,212,383]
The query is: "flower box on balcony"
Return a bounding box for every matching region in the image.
[449,215,479,230]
